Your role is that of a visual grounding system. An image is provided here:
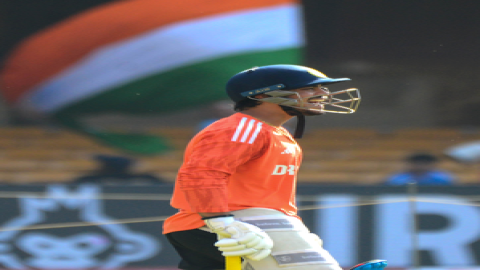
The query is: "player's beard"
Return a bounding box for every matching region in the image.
[300,109,324,116]
[280,105,324,117]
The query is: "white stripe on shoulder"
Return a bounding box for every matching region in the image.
[248,122,263,144]
[240,119,256,142]
[231,117,247,142]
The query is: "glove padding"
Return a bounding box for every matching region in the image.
[204,216,273,261]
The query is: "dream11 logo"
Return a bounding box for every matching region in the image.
[0,185,160,269]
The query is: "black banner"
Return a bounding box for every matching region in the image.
[0,184,479,269]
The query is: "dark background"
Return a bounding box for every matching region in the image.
[304,0,479,68]
[302,0,480,129]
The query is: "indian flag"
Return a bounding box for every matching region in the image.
[0,0,305,154]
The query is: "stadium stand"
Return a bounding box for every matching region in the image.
[0,127,479,184]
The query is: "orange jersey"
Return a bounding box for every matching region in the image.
[163,112,302,234]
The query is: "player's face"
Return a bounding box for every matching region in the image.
[288,84,330,115]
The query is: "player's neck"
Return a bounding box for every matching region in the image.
[240,105,293,127]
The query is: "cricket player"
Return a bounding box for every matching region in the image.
[163,65,387,270]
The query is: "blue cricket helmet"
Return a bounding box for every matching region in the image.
[226,64,350,102]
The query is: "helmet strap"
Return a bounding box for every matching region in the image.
[293,114,305,139]
[280,106,305,139]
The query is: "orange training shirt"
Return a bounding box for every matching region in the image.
[163,112,302,234]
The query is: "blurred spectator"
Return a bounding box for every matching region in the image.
[73,154,166,185]
[384,152,455,185]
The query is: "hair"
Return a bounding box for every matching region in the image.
[234,98,262,112]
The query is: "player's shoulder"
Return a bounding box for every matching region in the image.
[201,113,270,144]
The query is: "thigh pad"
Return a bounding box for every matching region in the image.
[231,208,342,270]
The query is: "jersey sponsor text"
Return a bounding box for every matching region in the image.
[272,165,296,175]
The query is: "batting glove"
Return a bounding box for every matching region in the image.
[204,216,273,261]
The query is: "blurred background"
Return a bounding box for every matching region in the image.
[0,0,480,269]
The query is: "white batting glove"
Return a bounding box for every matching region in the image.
[204,216,273,261]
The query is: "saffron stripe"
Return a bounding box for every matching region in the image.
[248,122,263,144]
[232,117,247,142]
